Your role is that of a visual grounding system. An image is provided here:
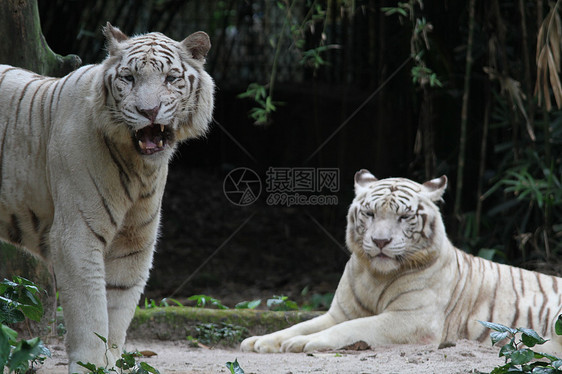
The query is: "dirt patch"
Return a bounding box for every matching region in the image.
[33,307,507,373]
[39,338,504,373]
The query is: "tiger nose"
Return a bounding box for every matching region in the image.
[372,238,392,249]
[136,104,161,122]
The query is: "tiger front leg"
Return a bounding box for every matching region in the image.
[240,313,339,353]
[104,225,157,360]
[51,223,116,374]
[281,312,441,353]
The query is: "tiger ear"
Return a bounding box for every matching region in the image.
[182,31,211,61]
[422,175,447,202]
[103,22,128,56]
[354,169,378,192]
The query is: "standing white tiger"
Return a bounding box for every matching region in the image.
[0,23,214,372]
[241,170,562,354]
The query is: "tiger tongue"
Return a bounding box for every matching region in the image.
[136,125,164,153]
[138,138,160,150]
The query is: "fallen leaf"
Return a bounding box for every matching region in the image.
[341,341,371,351]
[139,350,158,357]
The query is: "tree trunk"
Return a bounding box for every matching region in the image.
[0,0,81,76]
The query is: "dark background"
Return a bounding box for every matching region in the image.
[5,0,562,307]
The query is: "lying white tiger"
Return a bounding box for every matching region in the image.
[241,170,562,354]
[0,23,214,372]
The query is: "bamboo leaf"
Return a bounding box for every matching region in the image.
[548,20,561,70]
[547,49,562,109]
[535,47,548,108]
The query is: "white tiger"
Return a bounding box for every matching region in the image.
[241,170,562,354]
[0,23,214,372]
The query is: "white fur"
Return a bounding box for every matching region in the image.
[0,23,214,373]
[241,171,562,354]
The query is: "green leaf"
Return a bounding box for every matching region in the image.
[160,298,183,307]
[188,295,228,309]
[265,96,276,112]
[77,361,99,372]
[0,303,24,324]
[519,328,548,347]
[533,351,561,362]
[235,300,261,310]
[381,7,408,17]
[137,361,161,374]
[1,324,18,343]
[19,303,43,322]
[0,277,44,323]
[490,331,511,346]
[489,363,515,374]
[0,325,11,369]
[510,348,535,365]
[226,358,245,374]
[555,315,562,336]
[94,332,107,344]
[530,367,562,374]
[7,337,50,373]
[266,295,298,311]
[479,320,518,334]
[499,341,516,357]
[116,352,136,370]
[478,248,497,261]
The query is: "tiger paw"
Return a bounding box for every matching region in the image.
[240,335,282,353]
[281,334,336,353]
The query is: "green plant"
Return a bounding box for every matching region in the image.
[237,83,280,126]
[234,299,261,310]
[481,132,562,262]
[0,277,44,324]
[0,277,51,373]
[187,294,300,311]
[78,333,160,374]
[266,295,298,311]
[186,335,200,348]
[479,315,562,373]
[300,291,334,311]
[225,358,245,374]
[140,297,183,309]
[237,1,339,125]
[382,1,442,89]
[188,294,228,309]
[195,323,247,346]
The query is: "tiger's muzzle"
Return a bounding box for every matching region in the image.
[133,123,174,155]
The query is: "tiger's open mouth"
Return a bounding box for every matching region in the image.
[133,124,174,155]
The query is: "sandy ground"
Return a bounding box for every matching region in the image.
[37,338,506,374]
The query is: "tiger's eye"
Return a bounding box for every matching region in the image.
[165,75,178,83]
[365,211,374,217]
[123,75,134,82]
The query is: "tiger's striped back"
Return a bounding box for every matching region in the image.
[0,65,95,256]
[444,249,562,344]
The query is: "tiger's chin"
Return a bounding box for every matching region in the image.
[360,250,402,274]
[371,258,401,274]
[132,123,175,156]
